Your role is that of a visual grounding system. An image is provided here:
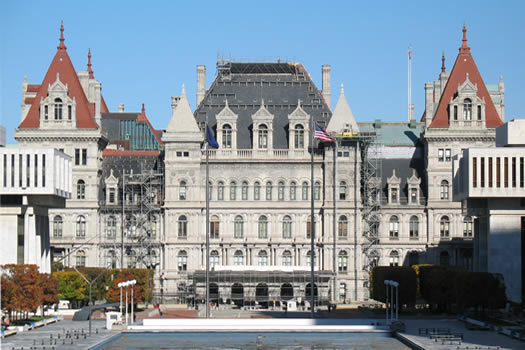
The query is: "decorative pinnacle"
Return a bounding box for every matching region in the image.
[141,103,145,114]
[87,48,94,78]
[459,24,471,54]
[181,83,186,97]
[340,83,345,95]
[441,51,446,73]
[58,21,66,50]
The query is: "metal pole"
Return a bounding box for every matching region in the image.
[390,284,394,321]
[354,142,359,301]
[396,285,399,321]
[310,115,315,318]
[89,284,92,334]
[131,285,134,325]
[332,144,337,304]
[119,284,123,315]
[125,284,128,325]
[205,119,210,319]
[121,170,125,270]
[385,282,388,323]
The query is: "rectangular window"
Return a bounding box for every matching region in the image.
[445,148,451,162]
[2,154,6,187]
[488,157,493,188]
[109,188,116,203]
[454,105,458,120]
[26,154,30,187]
[82,149,87,166]
[75,149,80,166]
[512,157,517,188]
[480,157,485,188]
[520,157,525,188]
[183,152,189,157]
[496,157,501,187]
[44,105,48,120]
[42,155,45,187]
[176,151,182,157]
[477,105,482,121]
[11,155,15,187]
[411,188,418,204]
[391,188,398,203]
[68,105,72,120]
[34,155,38,187]
[19,154,23,187]
[438,149,444,162]
[505,157,509,187]
[473,157,477,188]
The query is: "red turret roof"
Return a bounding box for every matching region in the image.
[18,23,99,129]
[429,26,503,128]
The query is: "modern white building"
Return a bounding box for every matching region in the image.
[453,118,525,303]
[0,147,72,273]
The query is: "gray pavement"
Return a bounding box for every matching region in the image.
[1,320,116,350]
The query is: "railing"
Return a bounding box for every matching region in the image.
[203,149,312,160]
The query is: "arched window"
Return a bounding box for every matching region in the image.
[282,215,292,239]
[302,181,309,200]
[210,250,220,267]
[242,181,248,200]
[440,180,449,200]
[53,215,63,237]
[294,124,304,149]
[218,181,224,200]
[54,98,63,120]
[389,216,399,238]
[234,250,244,265]
[409,216,419,238]
[258,124,268,149]
[266,181,272,200]
[338,215,348,238]
[463,98,472,120]
[75,249,86,267]
[106,250,117,269]
[463,216,473,237]
[440,216,450,237]
[208,181,213,200]
[306,250,316,266]
[76,215,86,237]
[254,181,260,200]
[258,250,268,266]
[222,124,232,148]
[339,181,347,200]
[258,215,268,239]
[210,215,220,239]
[178,215,188,238]
[278,181,285,201]
[290,181,297,200]
[230,181,236,200]
[77,179,85,199]
[314,181,321,200]
[179,181,187,200]
[234,215,244,239]
[177,250,187,271]
[440,251,450,265]
[282,250,292,266]
[106,215,116,238]
[338,251,348,272]
[389,250,400,266]
[127,249,137,268]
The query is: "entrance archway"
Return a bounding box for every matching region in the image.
[255,283,269,309]
[231,283,244,307]
[209,283,219,305]
[305,283,318,306]
[280,283,293,301]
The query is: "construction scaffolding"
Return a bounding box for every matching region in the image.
[99,158,164,270]
[157,268,334,309]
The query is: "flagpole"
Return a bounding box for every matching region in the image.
[205,119,210,319]
[310,116,315,318]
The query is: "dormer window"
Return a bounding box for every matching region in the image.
[222,124,232,148]
[44,105,49,120]
[463,98,472,120]
[477,105,482,121]
[258,124,268,149]
[294,124,304,149]
[54,98,63,120]
[68,105,72,120]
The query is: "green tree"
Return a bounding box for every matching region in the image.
[52,271,88,307]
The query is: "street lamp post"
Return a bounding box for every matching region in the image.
[130,280,136,324]
[118,282,123,315]
[124,281,129,325]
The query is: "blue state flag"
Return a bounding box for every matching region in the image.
[206,125,219,149]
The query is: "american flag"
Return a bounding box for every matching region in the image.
[314,123,336,142]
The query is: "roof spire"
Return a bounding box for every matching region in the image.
[340,83,345,96]
[459,24,471,54]
[58,21,66,50]
[87,48,94,78]
[441,51,446,73]
[142,103,145,114]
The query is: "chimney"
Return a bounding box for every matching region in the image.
[409,103,414,122]
[424,82,434,128]
[94,82,102,127]
[322,65,331,109]
[118,103,125,112]
[196,65,206,107]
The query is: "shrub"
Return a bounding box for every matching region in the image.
[371,266,417,307]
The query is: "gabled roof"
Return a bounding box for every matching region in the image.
[429,26,503,128]
[327,84,359,133]
[18,23,98,129]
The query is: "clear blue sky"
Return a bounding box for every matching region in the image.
[1,1,524,144]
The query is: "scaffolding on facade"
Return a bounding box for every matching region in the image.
[99,160,164,270]
[336,129,381,298]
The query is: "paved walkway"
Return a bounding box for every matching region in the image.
[1,320,116,350]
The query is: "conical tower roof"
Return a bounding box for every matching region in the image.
[163,84,202,142]
[327,84,359,133]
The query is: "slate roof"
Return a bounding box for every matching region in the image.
[358,121,424,147]
[429,26,503,128]
[194,62,332,149]
[380,157,426,201]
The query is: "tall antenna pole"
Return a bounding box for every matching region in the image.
[408,46,413,122]
[205,116,210,319]
[310,115,315,318]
